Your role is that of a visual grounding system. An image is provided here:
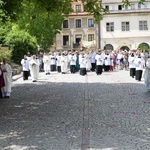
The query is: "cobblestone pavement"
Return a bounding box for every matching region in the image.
[0,69,150,150]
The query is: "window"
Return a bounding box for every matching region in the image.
[76,19,81,28]
[131,4,135,10]
[76,5,81,12]
[125,6,128,10]
[105,5,109,11]
[139,21,148,30]
[106,22,114,32]
[122,22,130,31]
[88,34,94,41]
[88,19,94,27]
[138,4,141,9]
[118,5,122,10]
[75,34,82,43]
[63,20,68,28]
[63,36,69,46]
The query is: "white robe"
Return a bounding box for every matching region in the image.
[43,55,51,72]
[104,54,110,66]
[21,59,29,71]
[69,55,77,66]
[143,66,150,90]
[29,59,39,81]
[56,55,62,66]
[85,54,91,70]
[1,63,12,93]
[61,56,68,73]
[95,54,104,66]
[134,57,145,70]
[79,57,86,68]
[128,56,136,68]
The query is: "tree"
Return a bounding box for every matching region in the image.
[0,0,146,49]
[0,0,146,22]
[5,29,38,63]
[17,0,64,50]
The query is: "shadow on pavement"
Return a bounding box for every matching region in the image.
[0,81,150,150]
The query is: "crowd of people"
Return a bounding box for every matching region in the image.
[0,49,150,99]
[20,49,150,85]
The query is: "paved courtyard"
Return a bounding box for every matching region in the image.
[0,69,150,150]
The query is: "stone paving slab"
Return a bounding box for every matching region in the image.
[0,69,150,150]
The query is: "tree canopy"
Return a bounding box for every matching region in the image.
[0,0,146,50]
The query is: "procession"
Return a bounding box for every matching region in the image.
[20,49,150,89]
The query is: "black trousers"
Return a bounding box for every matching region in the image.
[80,68,87,76]
[51,65,56,71]
[91,63,96,71]
[135,70,143,81]
[57,66,61,73]
[130,68,136,77]
[70,65,76,73]
[23,71,29,80]
[104,65,110,71]
[96,65,103,75]
[0,89,3,98]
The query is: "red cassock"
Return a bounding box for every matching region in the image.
[0,69,5,88]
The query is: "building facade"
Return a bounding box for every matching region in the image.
[101,0,150,51]
[55,1,98,51]
[55,0,150,51]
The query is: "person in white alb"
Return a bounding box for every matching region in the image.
[104,50,110,71]
[79,52,87,76]
[56,52,62,73]
[29,55,39,82]
[95,50,104,75]
[21,55,29,80]
[85,52,91,71]
[50,52,56,71]
[43,53,51,75]
[128,52,136,78]
[61,52,68,74]
[1,58,12,98]
[69,52,77,74]
[143,56,150,91]
[134,53,145,81]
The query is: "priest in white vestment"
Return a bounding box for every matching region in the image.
[1,58,12,98]
[60,53,68,74]
[43,53,51,75]
[143,57,150,91]
[29,55,39,82]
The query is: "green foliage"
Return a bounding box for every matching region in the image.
[5,30,38,64]
[0,48,12,64]
[138,44,149,52]
[122,0,146,7]
[0,0,147,50]
[17,0,64,50]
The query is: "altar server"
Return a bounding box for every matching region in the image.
[21,55,29,80]
[128,52,136,78]
[134,53,145,81]
[95,50,104,75]
[79,53,87,76]
[69,53,77,74]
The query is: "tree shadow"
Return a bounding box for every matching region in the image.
[0,81,150,150]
